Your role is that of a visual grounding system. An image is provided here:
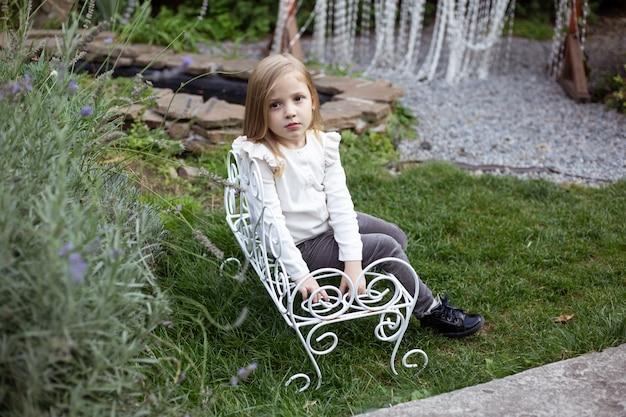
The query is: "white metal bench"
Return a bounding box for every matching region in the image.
[224,149,428,391]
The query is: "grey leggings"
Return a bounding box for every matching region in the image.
[297,212,435,317]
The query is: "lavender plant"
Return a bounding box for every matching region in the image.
[0,3,175,416]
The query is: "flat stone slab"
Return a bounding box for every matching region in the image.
[154,91,204,120]
[320,103,362,131]
[190,126,240,145]
[114,103,144,122]
[358,344,626,417]
[86,40,141,62]
[192,97,245,129]
[313,74,366,95]
[216,58,260,79]
[323,99,391,122]
[334,81,405,103]
[141,109,165,129]
[133,45,173,70]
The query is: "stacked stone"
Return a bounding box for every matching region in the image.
[4,30,404,154]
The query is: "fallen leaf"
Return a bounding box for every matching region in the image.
[553,313,575,323]
[303,400,317,410]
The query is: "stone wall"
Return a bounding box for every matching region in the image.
[5,30,405,154]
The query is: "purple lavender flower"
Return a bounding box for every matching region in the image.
[68,81,78,92]
[236,362,258,381]
[58,242,75,256]
[23,74,32,91]
[80,106,93,117]
[182,56,193,67]
[68,252,87,284]
[1,75,33,101]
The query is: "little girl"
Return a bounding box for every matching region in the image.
[232,53,483,338]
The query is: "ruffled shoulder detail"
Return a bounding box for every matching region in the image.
[232,135,283,172]
[322,131,341,165]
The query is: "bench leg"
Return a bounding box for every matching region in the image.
[380,309,429,375]
[284,307,428,392]
[285,322,329,391]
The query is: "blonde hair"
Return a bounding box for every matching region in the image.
[243,53,324,176]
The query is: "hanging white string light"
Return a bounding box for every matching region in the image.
[444,0,514,82]
[397,0,426,73]
[413,0,450,81]
[548,0,589,79]
[311,0,327,60]
[359,0,372,58]
[279,0,515,83]
[272,0,290,55]
[548,0,570,78]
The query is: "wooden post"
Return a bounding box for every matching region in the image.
[281,0,303,60]
[557,0,591,102]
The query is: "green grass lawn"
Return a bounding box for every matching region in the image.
[4,4,625,416]
[152,158,626,416]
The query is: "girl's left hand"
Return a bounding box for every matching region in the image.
[340,260,365,296]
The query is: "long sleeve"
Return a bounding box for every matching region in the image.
[254,160,311,280]
[322,132,363,262]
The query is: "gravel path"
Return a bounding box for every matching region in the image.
[234,28,626,187]
[364,37,626,187]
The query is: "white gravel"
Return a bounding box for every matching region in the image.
[363,38,626,187]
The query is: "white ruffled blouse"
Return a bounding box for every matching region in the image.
[232,131,363,280]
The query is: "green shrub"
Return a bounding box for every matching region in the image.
[122,2,277,52]
[604,65,626,114]
[340,102,416,167]
[512,19,554,41]
[591,63,626,114]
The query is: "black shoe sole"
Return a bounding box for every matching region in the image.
[437,316,484,338]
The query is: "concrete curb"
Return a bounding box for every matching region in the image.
[358,343,626,417]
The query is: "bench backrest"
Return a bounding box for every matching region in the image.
[225,150,294,320]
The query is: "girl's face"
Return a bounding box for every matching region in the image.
[266,71,313,149]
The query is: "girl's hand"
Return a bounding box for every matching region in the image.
[340,260,365,296]
[295,276,329,303]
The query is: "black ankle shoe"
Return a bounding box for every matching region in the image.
[419,295,484,338]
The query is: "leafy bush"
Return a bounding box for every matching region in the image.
[0,7,173,416]
[340,102,416,167]
[590,63,626,114]
[341,128,397,167]
[122,2,277,52]
[124,117,185,156]
[604,65,626,114]
[511,19,554,41]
